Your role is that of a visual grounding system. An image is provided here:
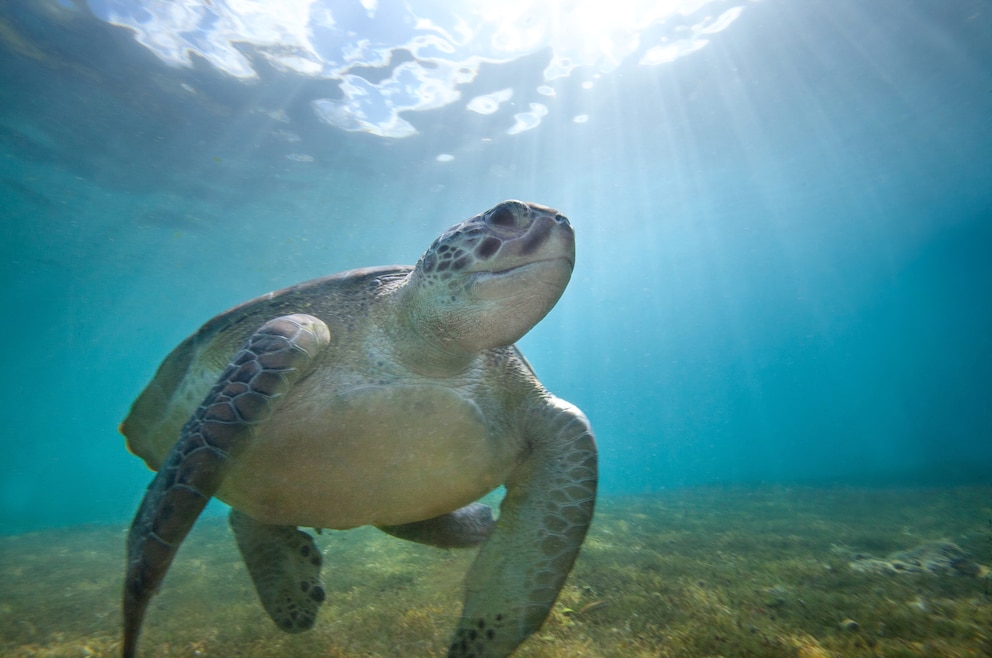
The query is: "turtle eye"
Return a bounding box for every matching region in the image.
[487,206,516,228]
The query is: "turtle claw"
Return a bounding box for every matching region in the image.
[122,314,330,657]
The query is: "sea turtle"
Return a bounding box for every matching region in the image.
[120,200,598,657]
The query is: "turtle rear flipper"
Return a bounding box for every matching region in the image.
[122,314,330,658]
[230,509,325,632]
[378,502,495,548]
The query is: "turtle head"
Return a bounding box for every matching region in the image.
[403,200,575,359]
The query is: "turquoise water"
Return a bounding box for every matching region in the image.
[2,3,992,657]
[1,0,990,540]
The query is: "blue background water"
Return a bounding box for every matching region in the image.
[1,0,990,534]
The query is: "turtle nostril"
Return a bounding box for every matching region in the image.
[554,213,570,226]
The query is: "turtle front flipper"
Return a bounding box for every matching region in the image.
[229,509,325,633]
[448,398,597,658]
[122,314,330,658]
[378,502,496,548]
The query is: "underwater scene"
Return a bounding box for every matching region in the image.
[1,0,990,656]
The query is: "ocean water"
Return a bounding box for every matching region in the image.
[1,1,990,656]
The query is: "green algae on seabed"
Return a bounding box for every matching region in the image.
[1,485,989,657]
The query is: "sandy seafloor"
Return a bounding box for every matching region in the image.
[1,485,989,657]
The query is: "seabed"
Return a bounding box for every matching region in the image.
[1,485,989,657]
